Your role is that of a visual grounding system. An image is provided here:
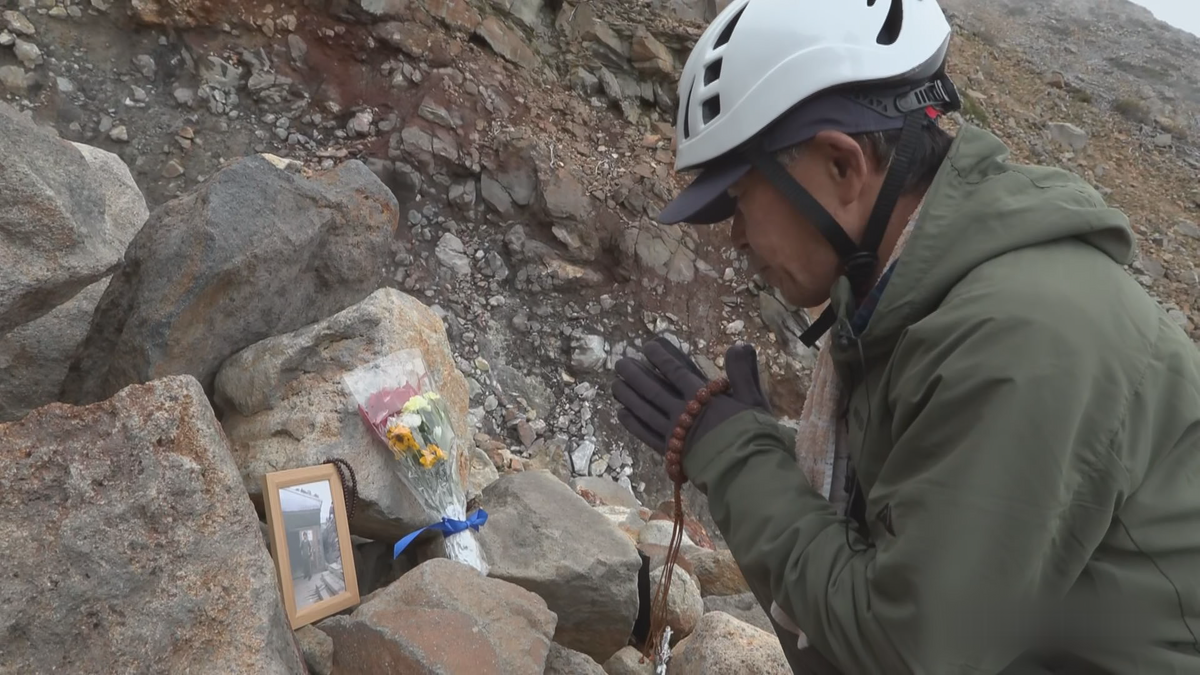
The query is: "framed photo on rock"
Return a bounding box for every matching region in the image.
[264,464,360,628]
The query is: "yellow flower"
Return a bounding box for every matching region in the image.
[386,424,419,459]
[418,444,446,468]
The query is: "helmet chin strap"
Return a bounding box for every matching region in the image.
[745,110,931,347]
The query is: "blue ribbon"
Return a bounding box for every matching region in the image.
[392,509,488,559]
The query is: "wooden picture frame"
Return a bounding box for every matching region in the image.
[263,464,360,629]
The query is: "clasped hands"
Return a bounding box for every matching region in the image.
[611,336,772,460]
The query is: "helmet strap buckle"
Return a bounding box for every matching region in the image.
[843,251,880,299]
[895,73,961,115]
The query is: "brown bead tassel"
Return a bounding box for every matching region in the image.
[643,377,731,662]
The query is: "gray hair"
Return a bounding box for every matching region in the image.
[775,123,953,195]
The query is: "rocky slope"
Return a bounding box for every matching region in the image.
[4,0,1200,672]
[943,0,1200,152]
[0,0,803,530]
[0,103,769,672]
[6,0,1196,518]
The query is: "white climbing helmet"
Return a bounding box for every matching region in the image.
[673,0,954,172]
[661,0,960,347]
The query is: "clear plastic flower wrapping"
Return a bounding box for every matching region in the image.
[343,349,487,574]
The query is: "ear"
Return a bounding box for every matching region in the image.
[807,130,870,208]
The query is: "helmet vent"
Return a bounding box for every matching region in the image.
[701,96,721,124]
[714,6,744,48]
[682,84,694,139]
[703,59,722,86]
[876,0,903,45]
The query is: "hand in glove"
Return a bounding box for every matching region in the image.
[612,336,772,455]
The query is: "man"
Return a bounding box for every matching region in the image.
[299,532,314,580]
[611,0,1200,672]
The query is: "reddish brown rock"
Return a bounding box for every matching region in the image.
[683,546,750,597]
[321,559,556,674]
[632,31,674,76]
[569,6,625,61]
[523,436,569,480]
[540,166,600,261]
[425,33,464,67]
[424,0,481,31]
[475,16,539,69]
[0,376,303,674]
[129,0,229,26]
[651,501,715,550]
[668,612,790,674]
[374,21,434,57]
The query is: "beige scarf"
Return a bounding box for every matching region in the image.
[769,203,923,642]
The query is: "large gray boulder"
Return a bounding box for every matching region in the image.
[214,288,472,541]
[0,375,304,674]
[60,155,399,405]
[70,141,151,245]
[321,558,556,674]
[0,103,125,335]
[0,143,149,422]
[701,593,774,634]
[478,470,642,663]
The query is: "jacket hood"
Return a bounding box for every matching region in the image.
[853,124,1136,354]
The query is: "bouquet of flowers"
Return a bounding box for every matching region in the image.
[342,349,487,574]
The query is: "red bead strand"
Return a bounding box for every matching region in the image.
[643,376,730,662]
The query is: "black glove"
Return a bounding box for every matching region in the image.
[724,341,771,414]
[612,337,771,455]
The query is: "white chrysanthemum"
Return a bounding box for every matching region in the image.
[402,394,429,413]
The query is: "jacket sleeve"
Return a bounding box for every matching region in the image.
[683,308,1133,674]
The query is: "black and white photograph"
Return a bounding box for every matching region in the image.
[279,479,346,611]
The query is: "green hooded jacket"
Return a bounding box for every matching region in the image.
[683,125,1200,674]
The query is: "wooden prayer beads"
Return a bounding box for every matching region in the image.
[643,377,731,662]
